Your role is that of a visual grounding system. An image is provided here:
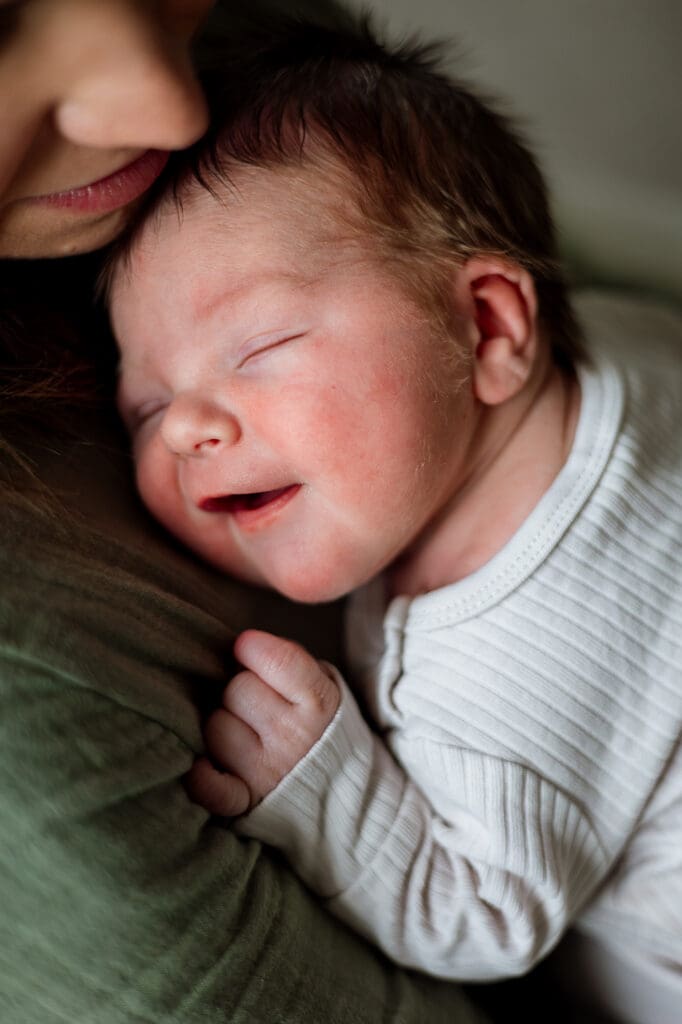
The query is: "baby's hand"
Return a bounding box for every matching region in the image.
[187,629,340,817]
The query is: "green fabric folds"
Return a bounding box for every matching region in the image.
[0,410,486,1023]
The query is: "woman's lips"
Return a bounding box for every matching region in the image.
[29,150,169,213]
[200,484,301,527]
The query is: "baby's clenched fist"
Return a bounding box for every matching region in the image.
[187,629,340,817]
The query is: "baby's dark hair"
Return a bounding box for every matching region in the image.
[111,11,584,367]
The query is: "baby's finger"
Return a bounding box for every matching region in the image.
[204,707,262,775]
[234,629,333,710]
[223,669,290,735]
[186,757,251,817]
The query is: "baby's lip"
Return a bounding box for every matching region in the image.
[199,484,301,520]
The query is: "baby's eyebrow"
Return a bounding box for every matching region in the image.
[189,267,324,325]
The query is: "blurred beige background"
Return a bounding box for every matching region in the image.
[219,0,681,302]
[341,0,681,303]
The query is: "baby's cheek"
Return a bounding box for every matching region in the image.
[136,447,184,533]
[332,370,417,471]
[302,391,377,487]
[135,449,261,583]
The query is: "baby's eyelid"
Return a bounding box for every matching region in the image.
[127,399,167,433]
[237,330,307,367]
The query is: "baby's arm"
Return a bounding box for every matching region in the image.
[190,631,610,982]
[188,629,339,816]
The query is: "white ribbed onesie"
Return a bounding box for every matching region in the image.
[237,293,682,1024]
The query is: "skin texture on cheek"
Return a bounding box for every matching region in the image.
[299,351,412,500]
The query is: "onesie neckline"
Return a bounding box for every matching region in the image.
[385,350,624,629]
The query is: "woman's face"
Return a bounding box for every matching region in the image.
[0,0,213,258]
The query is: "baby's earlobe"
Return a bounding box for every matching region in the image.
[473,334,533,405]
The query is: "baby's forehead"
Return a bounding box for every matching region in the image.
[111,162,384,331]
[170,159,356,232]
[126,161,376,290]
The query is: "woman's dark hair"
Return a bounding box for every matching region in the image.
[0,255,112,508]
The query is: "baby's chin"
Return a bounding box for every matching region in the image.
[188,528,383,604]
[275,578,353,606]
[254,569,354,607]
[215,558,368,606]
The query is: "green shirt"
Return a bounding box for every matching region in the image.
[0,407,486,1023]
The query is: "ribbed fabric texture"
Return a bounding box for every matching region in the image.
[238,294,682,1013]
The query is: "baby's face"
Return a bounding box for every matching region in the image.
[111,167,473,603]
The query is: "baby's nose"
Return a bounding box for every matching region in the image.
[161,394,241,456]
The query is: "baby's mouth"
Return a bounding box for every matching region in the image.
[199,484,300,517]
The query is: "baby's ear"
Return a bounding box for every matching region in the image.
[455,257,540,406]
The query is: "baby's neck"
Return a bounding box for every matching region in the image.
[387,362,581,599]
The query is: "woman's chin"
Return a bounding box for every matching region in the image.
[0,203,132,259]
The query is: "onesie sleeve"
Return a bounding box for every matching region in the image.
[236,671,611,981]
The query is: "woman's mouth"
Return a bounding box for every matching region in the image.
[199,484,301,528]
[29,150,169,214]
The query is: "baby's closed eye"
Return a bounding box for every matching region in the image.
[126,399,168,433]
[116,379,168,435]
[237,330,309,369]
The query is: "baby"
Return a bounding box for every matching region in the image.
[108,15,682,1020]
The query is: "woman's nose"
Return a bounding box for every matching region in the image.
[161,394,242,457]
[53,4,210,150]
